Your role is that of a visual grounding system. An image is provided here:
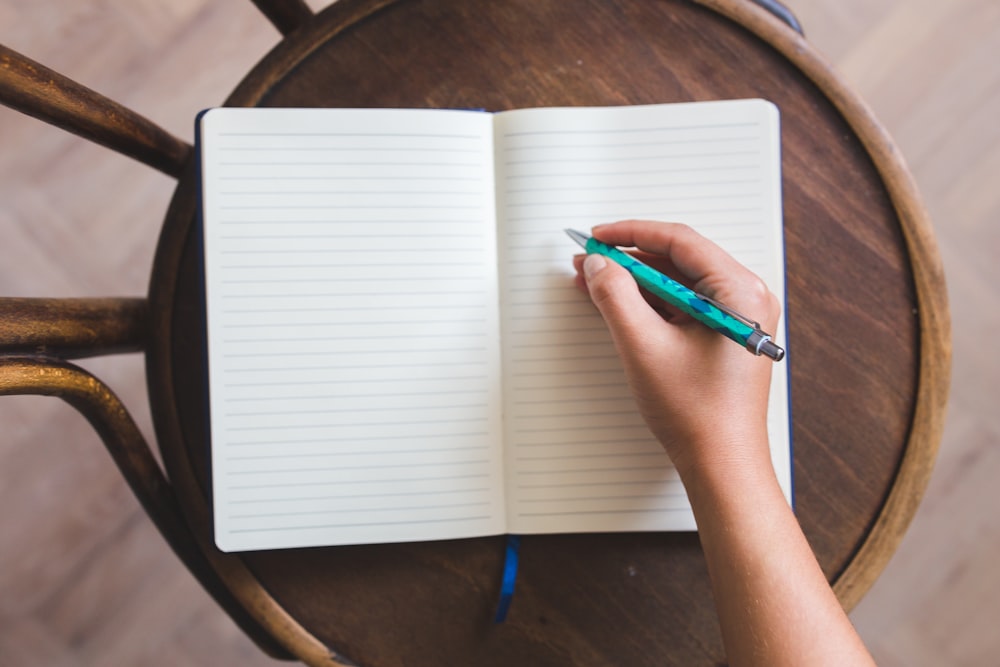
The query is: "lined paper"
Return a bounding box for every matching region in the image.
[493,101,789,533]
[200,101,790,551]
[201,109,506,551]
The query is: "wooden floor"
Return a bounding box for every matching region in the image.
[0,0,997,664]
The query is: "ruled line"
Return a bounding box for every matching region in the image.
[502,137,758,150]
[501,121,759,137]
[226,458,490,475]
[225,418,490,433]
[228,487,491,503]
[221,319,488,329]
[505,178,759,193]
[227,471,491,489]
[219,160,483,167]
[504,150,760,166]
[514,451,663,462]
[223,402,488,417]
[515,479,669,490]
[224,431,490,447]
[503,163,761,179]
[516,493,671,503]
[514,509,678,518]
[226,444,490,460]
[220,175,485,181]
[217,131,482,138]
[228,515,493,533]
[229,501,491,520]
[221,348,487,359]
[219,147,481,154]
[222,375,489,388]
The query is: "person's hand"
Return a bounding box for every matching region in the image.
[576,221,876,667]
[572,220,781,479]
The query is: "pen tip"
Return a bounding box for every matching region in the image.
[565,228,590,248]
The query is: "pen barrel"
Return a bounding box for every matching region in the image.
[586,239,757,347]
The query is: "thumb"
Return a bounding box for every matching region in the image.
[583,254,673,348]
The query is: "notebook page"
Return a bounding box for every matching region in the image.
[200,108,506,551]
[493,100,790,534]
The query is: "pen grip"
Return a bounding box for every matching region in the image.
[585,238,756,346]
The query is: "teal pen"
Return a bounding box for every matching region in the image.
[566,229,785,362]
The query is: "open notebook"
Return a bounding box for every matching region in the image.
[198,100,791,552]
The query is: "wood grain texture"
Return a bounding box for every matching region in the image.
[0,0,994,665]
[0,355,293,661]
[0,298,148,358]
[0,44,192,177]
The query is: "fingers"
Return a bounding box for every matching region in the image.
[591,220,780,330]
[591,220,747,285]
[578,253,681,352]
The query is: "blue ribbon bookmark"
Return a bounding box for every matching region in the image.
[494,534,521,623]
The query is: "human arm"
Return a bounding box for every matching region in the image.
[572,219,875,667]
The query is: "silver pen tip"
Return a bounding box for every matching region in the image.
[564,228,590,248]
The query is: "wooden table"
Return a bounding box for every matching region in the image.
[141,1,950,664]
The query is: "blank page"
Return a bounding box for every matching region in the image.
[494,100,790,534]
[200,108,506,551]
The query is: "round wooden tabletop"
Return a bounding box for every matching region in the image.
[145,1,950,665]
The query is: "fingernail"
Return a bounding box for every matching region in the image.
[583,253,606,281]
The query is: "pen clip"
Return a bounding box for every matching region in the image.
[695,293,765,334]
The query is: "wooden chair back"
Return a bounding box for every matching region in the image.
[0,1,316,659]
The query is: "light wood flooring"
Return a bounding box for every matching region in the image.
[1,1,997,664]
